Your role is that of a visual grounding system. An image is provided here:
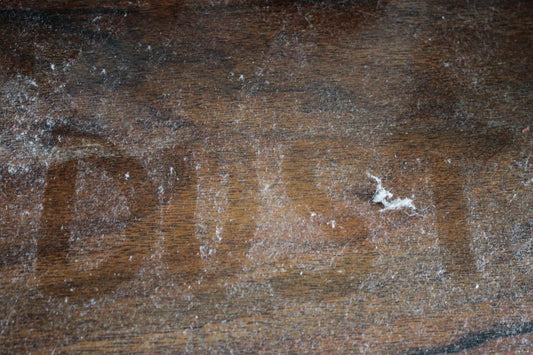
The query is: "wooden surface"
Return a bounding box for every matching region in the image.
[1,0,532,353]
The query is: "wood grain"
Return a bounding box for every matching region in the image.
[1,0,532,353]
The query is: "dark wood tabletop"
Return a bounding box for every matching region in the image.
[1,0,532,353]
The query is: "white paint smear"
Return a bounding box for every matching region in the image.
[367,172,416,212]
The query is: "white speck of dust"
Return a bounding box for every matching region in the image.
[215,225,222,241]
[51,63,55,70]
[367,172,416,212]
[327,220,336,229]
